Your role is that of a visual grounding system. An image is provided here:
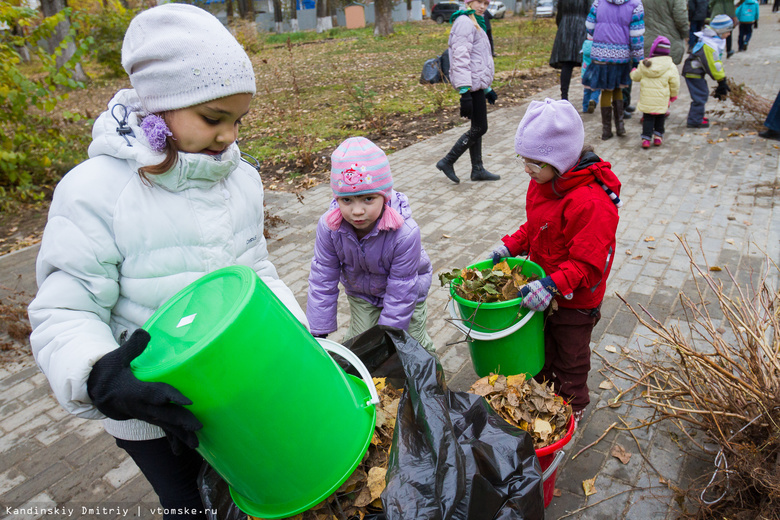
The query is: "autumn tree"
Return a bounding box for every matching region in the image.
[40,0,87,81]
[272,0,283,32]
[290,0,299,31]
[374,0,394,36]
[316,0,331,33]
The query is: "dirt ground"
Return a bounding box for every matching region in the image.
[0,68,559,258]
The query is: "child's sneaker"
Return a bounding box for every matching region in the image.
[653,136,663,146]
[587,99,597,113]
[572,409,584,430]
[642,139,651,148]
[687,119,710,128]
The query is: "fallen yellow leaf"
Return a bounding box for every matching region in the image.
[533,418,553,442]
[610,444,632,464]
[644,236,655,242]
[598,380,614,390]
[709,266,723,272]
[368,467,387,501]
[583,477,597,496]
[604,345,617,353]
[489,374,499,386]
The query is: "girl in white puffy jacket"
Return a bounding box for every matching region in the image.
[435,0,499,184]
[27,4,307,518]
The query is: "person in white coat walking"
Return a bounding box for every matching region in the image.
[27,4,308,519]
[435,0,500,183]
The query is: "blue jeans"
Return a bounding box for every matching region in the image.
[582,88,601,112]
[686,76,709,125]
[738,23,754,49]
[766,90,780,132]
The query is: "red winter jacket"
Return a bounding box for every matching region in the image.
[501,152,621,309]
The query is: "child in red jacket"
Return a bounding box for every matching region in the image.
[491,98,622,424]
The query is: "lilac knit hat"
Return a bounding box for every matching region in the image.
[649,35,671,57]
[515,98,584,174]
[326,137,403,231]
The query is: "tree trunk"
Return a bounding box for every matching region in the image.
[406,0,412,21]
[246,0,256,21]
[227,0,234,24]
[374,0,394,36]
[329,0,338,27]
[315,0,332,33]
[273,0,283,32]
[40,0,87,82]
[290,0,299,31]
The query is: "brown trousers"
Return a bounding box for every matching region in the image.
[533,306,600,412]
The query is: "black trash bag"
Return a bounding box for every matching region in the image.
[420,50,451,84]
[198,463,247,520]
[379,328,545,520]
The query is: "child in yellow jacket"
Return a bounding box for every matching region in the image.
[630,36,680,148]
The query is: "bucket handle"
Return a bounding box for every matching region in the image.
[541,450,566,482]
[317,338,380,407]
[446,298,536,341]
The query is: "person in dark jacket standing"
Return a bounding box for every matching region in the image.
[688,0,708,49]
[642,0,689,65]
[549,0,591,100]
[709,0,737,57]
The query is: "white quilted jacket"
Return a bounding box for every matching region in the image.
[28,89,308,441]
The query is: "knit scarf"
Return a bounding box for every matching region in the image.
[450,9,487,30]
[537,152,623,207]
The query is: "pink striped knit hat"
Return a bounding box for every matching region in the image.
[326,137,403,231]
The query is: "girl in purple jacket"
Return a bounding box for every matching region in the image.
[435,0,499,184]
[583,0,645,140]
[307,137,435,351]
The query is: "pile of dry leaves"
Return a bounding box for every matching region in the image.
[439,260,539,304]
[274,378,401,520]
[469,374,572,449]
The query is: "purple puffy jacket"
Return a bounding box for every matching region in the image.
[448,14,495,91]
[306,190,432,336]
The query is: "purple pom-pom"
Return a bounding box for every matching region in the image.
[141,114,173,152]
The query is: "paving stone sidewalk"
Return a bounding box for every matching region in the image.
[1,8,778,519]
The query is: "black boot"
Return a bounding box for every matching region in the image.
[601,107,613,140]
[613,99,626,136]
[469,138,500,181]
[436,135,470,184]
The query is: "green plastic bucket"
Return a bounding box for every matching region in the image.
[130,265,378,519]
[447,258,546,378]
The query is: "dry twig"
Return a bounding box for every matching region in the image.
[604,235,780,518]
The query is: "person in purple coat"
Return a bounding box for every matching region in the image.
[435,0,500,184]
[307,137,435,351]
[583,0,645,140]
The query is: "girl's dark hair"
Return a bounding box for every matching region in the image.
[137,114,179,182]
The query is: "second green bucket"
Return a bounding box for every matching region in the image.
[130,265,377,519]
[448,258,546,378]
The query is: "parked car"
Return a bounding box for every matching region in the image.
[488,0,506,18]
[535,0,555,17]
[431,1,461,23]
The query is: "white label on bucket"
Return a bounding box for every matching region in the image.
[177,314,197,328]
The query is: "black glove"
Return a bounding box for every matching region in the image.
[754,21,758,29]
[87,329,203,451]
[486,89,498,105]
[460,91,473,119]
[713,79,730,100]
[313,333,328,339]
